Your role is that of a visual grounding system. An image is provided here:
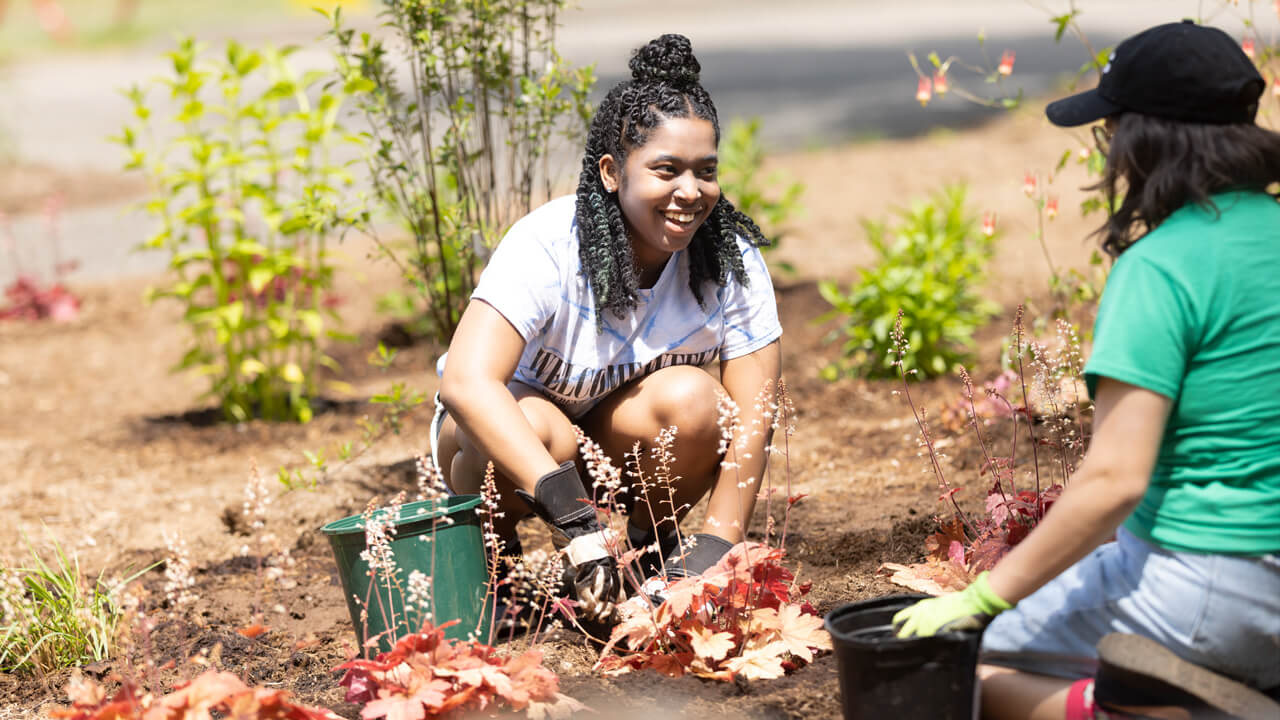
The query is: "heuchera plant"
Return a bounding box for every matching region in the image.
[336,620,584,720]
[596,542,831,681]
[0,201,81,323]
[0,275,79,322]
[882,308,1089,595]
[49,669,343,720]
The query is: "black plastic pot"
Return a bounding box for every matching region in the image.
[824,594,984,720]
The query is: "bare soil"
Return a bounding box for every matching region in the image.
[0,107,1100,719]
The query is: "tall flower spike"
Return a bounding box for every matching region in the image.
[716,391,742,456]
[998,50,1015,76]
[916,76,932,106]
[245,461,274,532]
[778,379,797,438]
[890,310,908,367]
[575,425,622,494]
[414,454,449,502]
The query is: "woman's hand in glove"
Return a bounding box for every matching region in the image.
[515,461,623,623]
[562,529,622,622]
[892,571,1013,638]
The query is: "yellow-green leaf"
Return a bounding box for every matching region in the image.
[267,317,290,339]
[217,301,245,331]
[240,358,267,376]
[325,379,355,396]
[281,363,304,384]
[248,266,274,294]
[298,310,323,338]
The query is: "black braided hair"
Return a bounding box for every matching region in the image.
[574,33,769,327]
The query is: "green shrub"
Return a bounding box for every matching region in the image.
[327,0,595,343]
[717,117,804,270]
[0,532,146,675]
[116,38,361,423]
[819,184,999,379]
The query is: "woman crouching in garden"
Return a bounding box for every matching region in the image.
[894,20,1280,720]
[432,34,782,627]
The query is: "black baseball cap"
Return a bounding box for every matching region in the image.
[1045,20,1265,127]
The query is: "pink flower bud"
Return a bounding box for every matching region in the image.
[982,212,997,238]
[916,76,932,106]
[933,70,949,96]
[1046,195,1059,220]
[1022,171,1037,197]
[998,50,1015,77]
[1242,38,1256,61]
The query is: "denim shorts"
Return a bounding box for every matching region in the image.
[980,527,1280,690]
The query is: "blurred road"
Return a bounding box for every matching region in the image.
[1,0,1274,283]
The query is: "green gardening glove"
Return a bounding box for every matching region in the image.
[893,571,1013,638]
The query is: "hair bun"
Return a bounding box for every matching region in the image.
[629,33,701,88]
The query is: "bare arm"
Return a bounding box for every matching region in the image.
[438,300,561,492]
[986,377,1171,604]
[702,340,782,543]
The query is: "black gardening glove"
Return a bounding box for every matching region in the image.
[626,523,682,578]
[515,461,622,623]
[660,532,734,579]
[641,532,734,603]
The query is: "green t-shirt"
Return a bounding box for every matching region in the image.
[1084,191,1280,555]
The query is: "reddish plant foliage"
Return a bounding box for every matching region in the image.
[882,310,1087,596]
[596,542,830,682]
[1,275,80,322]
[335,620,584,719]
[49,668,342,720]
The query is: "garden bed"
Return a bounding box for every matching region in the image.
[0,108,1101,718]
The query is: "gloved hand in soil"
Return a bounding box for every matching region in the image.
[515,461,622,623]
[892,571,1013,638]
[640,532,735,603]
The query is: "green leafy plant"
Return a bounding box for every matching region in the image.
[717,117,804,272]
[327,0,595,343]
[116,37,361,423]
[818,184,999,379]
[0,530,148,676]
[276,341,428,490]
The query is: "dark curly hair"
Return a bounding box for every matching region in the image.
[1094,113,1280,256]
[574,33,768,325]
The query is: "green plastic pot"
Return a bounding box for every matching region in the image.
[321,494,491,654]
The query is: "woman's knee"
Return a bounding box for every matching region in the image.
[642,366,723,437]
[515,396,578,463]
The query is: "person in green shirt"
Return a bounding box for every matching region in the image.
[893,21,1280,720]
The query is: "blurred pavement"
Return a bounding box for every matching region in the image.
[1,0,1274,283]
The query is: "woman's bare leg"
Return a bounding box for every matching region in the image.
[436,382,580,542]
[578,365,724,537]
[979,665,1074,720]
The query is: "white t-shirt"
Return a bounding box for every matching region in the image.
[463,195,782,418]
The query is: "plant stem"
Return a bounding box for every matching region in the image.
[895,328,980,541]
[1012,308,1045,515]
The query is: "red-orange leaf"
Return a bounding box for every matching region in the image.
[236,623,270,639]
